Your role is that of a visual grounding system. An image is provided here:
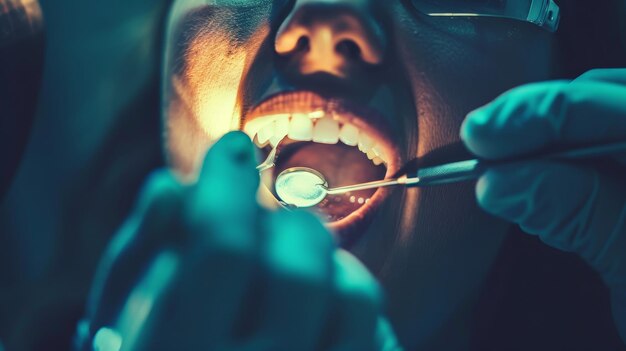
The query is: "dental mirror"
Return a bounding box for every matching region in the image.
[275,166,415,208]
[275,140,626,208]
[275,167,329,208]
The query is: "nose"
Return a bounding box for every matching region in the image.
[275,0,386,78]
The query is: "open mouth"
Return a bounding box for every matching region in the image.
[242,91,401,245]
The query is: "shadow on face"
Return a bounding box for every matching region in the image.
[163,0,556,347]
[0,0,44,199]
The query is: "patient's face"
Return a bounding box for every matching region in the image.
[163,0,553,347]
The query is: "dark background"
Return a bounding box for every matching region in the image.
[0,0,625,350]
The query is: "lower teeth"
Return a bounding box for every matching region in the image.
[313,191,375,222]
[264,140,386,222]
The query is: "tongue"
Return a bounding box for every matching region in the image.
[273,142,386,222]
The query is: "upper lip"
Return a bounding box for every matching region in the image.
[242,90,402,246]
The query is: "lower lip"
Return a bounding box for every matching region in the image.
[265,139,398,247]
[246,91,402,247]
[327,186,392,247]
[271,144,398,248]
[272,144,399,249]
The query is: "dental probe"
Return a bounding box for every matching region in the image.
[256,138,284,172]
[275,140,626,208]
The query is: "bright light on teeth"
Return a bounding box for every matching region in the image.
[313,117,340,144]
[244,111,389,167]
[339,124,359,146]
[309,110,325,119]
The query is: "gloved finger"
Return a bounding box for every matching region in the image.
[461,80,626,160]
[323,250,383,351]
[80,169,183,346]
[109,249,182,351]
[575,68,626,86]
[188,130,260,254]
[375,317,404,351]
[251,210,334,351]
[476,160,626,288]
[182,131,262,341]
[191,131,259,230]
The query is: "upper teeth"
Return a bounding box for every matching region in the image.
[243,111,388,166]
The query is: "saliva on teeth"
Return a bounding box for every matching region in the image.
[244,111,387,167]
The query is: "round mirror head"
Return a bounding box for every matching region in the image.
[275,167,328,208]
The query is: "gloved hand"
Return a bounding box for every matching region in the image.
[76,132,401,351]
[461,68,626,343]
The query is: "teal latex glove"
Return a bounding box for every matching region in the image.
[76,132,401,351]
[461,68,626,343]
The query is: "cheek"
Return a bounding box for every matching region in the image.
[164,6,271,176]
[355,4,551,346]
[382,185,510,348]
[390,3,553,156]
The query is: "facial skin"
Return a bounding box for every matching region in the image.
[163,0,554,348]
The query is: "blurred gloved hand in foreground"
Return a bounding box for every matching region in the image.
[75,132,401,351]
[461,68,626,343]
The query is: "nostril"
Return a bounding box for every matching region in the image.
[274,1,387,73]
[275,21,310,55]
[296,36,310,53]
[335,40,362,61]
